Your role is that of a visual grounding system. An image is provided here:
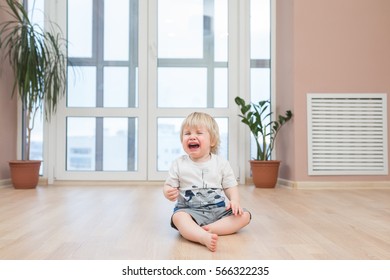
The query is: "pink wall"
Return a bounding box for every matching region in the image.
[275,0,295,180]
[0,2,18,180]
[276,0,390,182]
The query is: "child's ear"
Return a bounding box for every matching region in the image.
[210,138,216,148]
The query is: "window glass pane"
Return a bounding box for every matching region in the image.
[250,69,270,160]
[158,68,207,107]
[30,107,43,175]
[103,118,138,171]
[104,67,129,107]
[68,0,93,57]
[157,118,183,171]
[157,117,228,171]
[158,0,203,58]
[214,68,228,107]
[28,0,44,26]
[250,0,270,59]
[67,67,96,107]
[216,118,228,160]
[103,118,127,171]
[104,0,129,61]
[135,67,139,106]
[214,0,228,62]
[250,68,270,102]
[67,118,96,171]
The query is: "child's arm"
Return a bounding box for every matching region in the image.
[224,186,244,216]
[163,184,179,202]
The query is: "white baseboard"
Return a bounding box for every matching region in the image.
[277,178,390,189]
[0,179,12,189]
[276,178,296,188]
[38,177,48,186]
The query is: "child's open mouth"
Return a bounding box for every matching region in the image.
[188,143,200,150]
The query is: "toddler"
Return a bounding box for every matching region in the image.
[163,112,251,252]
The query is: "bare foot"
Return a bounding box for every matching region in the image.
[200,232,218,252]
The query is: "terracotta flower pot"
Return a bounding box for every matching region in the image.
[250,160,281,188]
[9,160,41,189]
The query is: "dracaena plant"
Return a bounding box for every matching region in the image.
[0,0,67,160]
[235,96,293,161]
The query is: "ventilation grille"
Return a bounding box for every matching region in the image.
[307,93,388,175]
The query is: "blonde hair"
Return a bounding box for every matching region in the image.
[180,112,220,154]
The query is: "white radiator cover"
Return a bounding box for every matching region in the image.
[307,93,388,175]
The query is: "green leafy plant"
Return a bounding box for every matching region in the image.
[0,0,67,160]
[235,96,293,161]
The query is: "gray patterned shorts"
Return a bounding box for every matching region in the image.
[170,206,250,229]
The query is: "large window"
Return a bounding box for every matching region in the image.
[38,0,271,181]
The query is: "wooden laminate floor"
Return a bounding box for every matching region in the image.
[0,184,389,260]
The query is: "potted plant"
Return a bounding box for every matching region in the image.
[0,0,67,189]
[235,96,293,188]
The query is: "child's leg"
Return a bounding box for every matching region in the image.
[204,211,251,236]
[172,211,219,252]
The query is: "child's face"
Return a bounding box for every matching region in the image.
[182,125,214,162]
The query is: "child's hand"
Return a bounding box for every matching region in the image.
[163,185,179,202]
[226,200,243,216]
